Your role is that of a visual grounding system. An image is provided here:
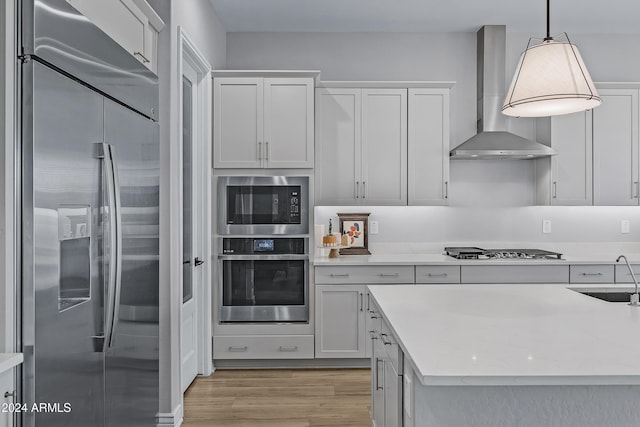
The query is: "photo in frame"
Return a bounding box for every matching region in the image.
[338,212,371,255]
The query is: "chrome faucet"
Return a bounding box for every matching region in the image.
[616,255,640,306]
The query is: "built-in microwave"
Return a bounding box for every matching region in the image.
[217,176,309,235]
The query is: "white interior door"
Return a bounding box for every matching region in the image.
[181,61,199,392]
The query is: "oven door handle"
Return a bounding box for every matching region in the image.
[218,254,309,261]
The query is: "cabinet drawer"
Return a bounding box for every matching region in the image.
[380,319,403,374]
[460,265,569,283]
[315,266,414,284]
[415,266,460,284]
[615,264,640,283]
[570,265,614,283]
[213,335,314,359]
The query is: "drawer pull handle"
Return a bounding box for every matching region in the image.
[133,51,150,63]
[4,391,15,399]
[580,272,603,276]
[370,315,378,319]
[278,346,298,352]
[380,333,392,346]
[378,273,400,277]
[228,346,248,352]
[330,273,350,278]
[427,273,448,277]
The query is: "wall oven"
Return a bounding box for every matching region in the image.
[219,237,309,323]
[218,176,309,235]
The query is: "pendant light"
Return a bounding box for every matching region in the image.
[502,0,601,117]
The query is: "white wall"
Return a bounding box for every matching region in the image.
[147,0,226,423]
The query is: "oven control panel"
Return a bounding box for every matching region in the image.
[222,238,306,255]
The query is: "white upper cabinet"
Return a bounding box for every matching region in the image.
[213,74,315,169]
[593,88,639,206]
[408,88,450,205]
[537,86,640,206]
[315,88,361,204]
[361,89,408,205]
[214,77,264,168]
[536,110,593,205]
[65,0,164,73]
[316,84,450,206]
[263,79,315,168]
[316,87,408,205]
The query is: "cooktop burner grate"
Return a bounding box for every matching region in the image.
[444,247,563,260]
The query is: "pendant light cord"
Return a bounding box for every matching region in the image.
[545,0,552,41]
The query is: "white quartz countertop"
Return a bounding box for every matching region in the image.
[313,253,640,265]
[368,284,640,386]
[0,353,23,375]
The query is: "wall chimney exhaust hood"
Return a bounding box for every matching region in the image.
[450,25,556,160]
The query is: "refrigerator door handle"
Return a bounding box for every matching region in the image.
[107,144,123,350]
[99,143,122,351]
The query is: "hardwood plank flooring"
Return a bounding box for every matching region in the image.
[182,368,371,427]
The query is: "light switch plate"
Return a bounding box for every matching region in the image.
[621,219,631,234]
[370,221,379,235]
[542,220,552,234]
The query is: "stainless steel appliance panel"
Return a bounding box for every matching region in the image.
[23,0,158,120]
[103,100,159,427]
[24,60,105,427]
[217,176,309,235]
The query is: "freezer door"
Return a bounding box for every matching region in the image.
[24,60,105,427]
[103,100,159,427]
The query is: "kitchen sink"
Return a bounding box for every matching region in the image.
[579,292,636,303]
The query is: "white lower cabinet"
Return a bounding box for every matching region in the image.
[315,285,367,358]
[371,311,404,427]
[315,266,414,359]
[213,335,314,359]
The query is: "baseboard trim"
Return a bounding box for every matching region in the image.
[157,404,183,427]
[213,358,370,369]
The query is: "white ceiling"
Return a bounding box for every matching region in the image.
[209,0,640,34]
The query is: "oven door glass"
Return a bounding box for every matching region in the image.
[221,258,308,322]
[226,185,301,225]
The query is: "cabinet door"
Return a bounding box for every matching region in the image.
[264,78,314,168]
[384,358,402,427]
[550,110,593,205]
[66,0,159,71]
[361,89,408,205]
[213,77,264,168]
[315,88,361,204]
[372,336,386,427]
[593,88,639,205]
[408,88,450,205]
[315,284,366,358]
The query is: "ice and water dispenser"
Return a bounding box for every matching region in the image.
[58,205,91,311]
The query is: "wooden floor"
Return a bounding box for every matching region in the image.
[182,368,371,427]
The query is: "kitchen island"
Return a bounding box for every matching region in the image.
[368,284,640,427]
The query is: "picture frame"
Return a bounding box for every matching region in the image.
[337,212,371,255]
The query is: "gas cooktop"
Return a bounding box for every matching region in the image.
[444,247,563,260]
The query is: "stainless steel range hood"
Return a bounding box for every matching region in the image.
[450,25,556,160]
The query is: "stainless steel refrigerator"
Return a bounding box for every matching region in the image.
[20,1,160,426]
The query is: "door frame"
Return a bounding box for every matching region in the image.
[178,27,213,381]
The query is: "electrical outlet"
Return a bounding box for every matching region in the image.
[542,220,552,234]
[370,221,379,235]
[621,219,631,234]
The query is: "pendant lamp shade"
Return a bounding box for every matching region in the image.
[502,37,601,117]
